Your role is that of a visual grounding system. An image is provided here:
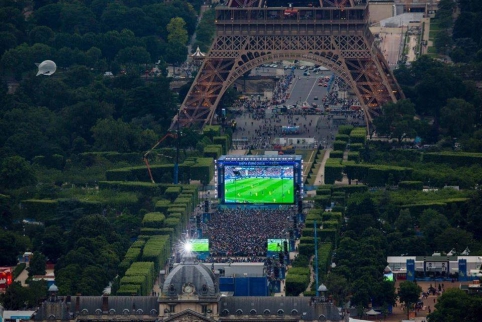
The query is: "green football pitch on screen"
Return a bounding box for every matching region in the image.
[224,177,294,204]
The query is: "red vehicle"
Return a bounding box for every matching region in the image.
[0,268,12,290]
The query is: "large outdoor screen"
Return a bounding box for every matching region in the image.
[189,239,209,252]
[267,239,290,252]
[223,165,294,204]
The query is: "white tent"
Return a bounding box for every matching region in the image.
[366,308,381,316]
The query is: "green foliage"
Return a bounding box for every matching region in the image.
[141,235,170,272]
[288,267,310,276]
[423,152,482,167]
[142,212,166,228]
[333,140,347,151]
[347,152,360,163]
[325,159,343,184]
[338,125,354,135]
[329,150,344,159]
[203,144,222,159]
[28,251,47,277]
[349,143,364,152]
[285,273,310,296]
[12,263,26,279]
[165,186,181,201]
[398,181,424,190]
[349,127,367,144]
[335,134,350,142]
[0,156,37,190]
[366,166,413,186]
[213,136,230,155]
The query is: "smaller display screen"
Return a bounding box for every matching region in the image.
[384,273,394,281]
[189,239,209,252]
[267,239,290,252]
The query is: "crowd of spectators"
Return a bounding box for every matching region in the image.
[202,209,296,257]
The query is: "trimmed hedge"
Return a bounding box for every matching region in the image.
[399,181,424,190]
[165,186,182,201]
[286,273,310,296]
[347,152,360,163]
[331,184,368,194]
[154,199,171,213]
[142,235,171,272]
[338,125,354,135]
[203,144,223,159]
[140,227,175,237]
[325,159,343,184]
[366,166,413,186]
[288,267,310,276]
[313,195,331,209]
[116,284,141,296]
[330,151,344,159]
[190,158,214,185]
[120,275,148,296]
[333,140,347,151]
[335,134,350,142]
[142,212,166,228]
[422,152,482,167]
[350,127,366,144]
[213,136,230,154]
[349,143,364,152]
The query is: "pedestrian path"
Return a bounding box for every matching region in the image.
[313,148,331,185]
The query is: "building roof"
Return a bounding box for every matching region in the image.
[219,297,341,321]
[162,260,217,297]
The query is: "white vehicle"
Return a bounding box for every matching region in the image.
[299,65,306,70]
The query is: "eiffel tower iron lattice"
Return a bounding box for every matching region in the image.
[172,0,404,129]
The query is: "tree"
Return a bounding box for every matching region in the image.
[373,99,418,142]
[167,17,188,45]
[398,281,422,320]
[428,288,482,322]
[28,251,47,277]
[91,118,142,152]
[0,282,29,309]
[440,98,476,138]
[39,226,67,263]
[394,209,413,232]
[0,156,37,190]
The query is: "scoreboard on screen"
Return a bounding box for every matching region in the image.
[215,155,303,205]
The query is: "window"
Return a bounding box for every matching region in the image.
[169,305,176,313]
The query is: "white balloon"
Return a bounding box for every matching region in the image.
[36,60,57,76]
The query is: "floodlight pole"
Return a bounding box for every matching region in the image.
[174,110,180,184]
[315,220,319,297]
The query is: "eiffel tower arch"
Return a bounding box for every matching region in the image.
[173,0,404,129]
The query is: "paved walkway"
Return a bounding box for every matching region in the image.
[313,148,332,186]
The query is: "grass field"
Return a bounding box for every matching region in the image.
[224,177,294,203]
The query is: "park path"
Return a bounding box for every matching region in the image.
[313,148,332,186]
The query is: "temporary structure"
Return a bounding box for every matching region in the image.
[366,308,381,316]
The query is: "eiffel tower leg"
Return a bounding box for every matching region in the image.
[175,56,236,128]
[174,29,403,130]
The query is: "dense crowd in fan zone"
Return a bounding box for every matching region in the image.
[202,209,295,257]
[224,166,293,179]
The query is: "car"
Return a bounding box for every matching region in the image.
[303,71,310,76]
[314,96,318,100]
[299,65,306,70]
[323,83,328,87]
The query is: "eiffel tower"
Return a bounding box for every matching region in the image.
[173,0,404,128]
